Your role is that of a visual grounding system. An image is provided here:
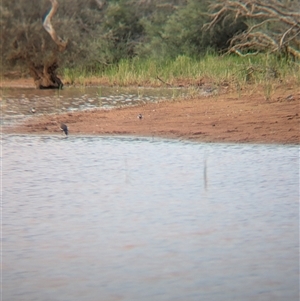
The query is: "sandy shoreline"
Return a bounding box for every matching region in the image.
[3,80,299,144]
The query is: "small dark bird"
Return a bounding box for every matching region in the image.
[286,94,294,101]
[138,114,143,120]
[60,123,68,136]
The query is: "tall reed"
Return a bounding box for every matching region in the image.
[62,53,299,88]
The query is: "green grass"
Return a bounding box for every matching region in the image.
[63,67,89,85]
[64,53,299,88]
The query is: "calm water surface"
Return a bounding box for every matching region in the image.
[2,135,299,301]
[1,86,186,125]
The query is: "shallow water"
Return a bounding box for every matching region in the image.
[2,135,299,301]
[1,86,186,125]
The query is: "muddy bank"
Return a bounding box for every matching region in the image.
[4,83,299,144]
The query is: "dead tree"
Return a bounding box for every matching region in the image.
[30,0,67,89]
[204,0,300,59]
[43,0,67,52]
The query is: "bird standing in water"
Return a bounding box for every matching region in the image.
[60,123,68,136]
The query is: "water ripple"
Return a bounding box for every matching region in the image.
[3,135,299,301]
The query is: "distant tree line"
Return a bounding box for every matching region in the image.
[1,0,299,77]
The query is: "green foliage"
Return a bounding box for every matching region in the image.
[157,1,210,58]
[101,1,144,60]
[135,0,247,59]
[1,0,299,78]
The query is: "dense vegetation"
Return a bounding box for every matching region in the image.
[1,0,299,86]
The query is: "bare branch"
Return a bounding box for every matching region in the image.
[230,49,259,57]
[287,46,300,59]
[43,0,67,52]
[95,0,106,10]
[280,25,296,48]
[204,0,300,58]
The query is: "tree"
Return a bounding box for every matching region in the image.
[1,0,106,88]
[205,0,300,59]
[137,0,247,59]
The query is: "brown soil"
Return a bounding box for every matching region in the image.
[3,79,299,144]
[1,77,36,88]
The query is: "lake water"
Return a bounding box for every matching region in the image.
[1,86,187,126]
[2,134,299,301]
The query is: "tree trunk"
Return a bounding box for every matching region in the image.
[29,0,67,89]
[29,61,63,89]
